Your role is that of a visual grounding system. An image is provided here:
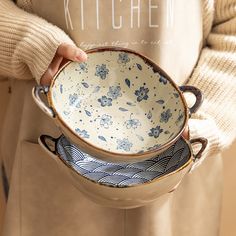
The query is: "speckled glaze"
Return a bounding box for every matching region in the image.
[33,47,203,162]
[39,134,207,209]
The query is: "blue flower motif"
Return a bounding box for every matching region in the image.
[117,52,130,64]
[134,87,149,102]
[175,111,184,125]
[117,138,133,152]
[53,91,57,100]
[159,76,167,85]
[69,93,81,108]
[160,109,172,123]
[79,62,88,72]
[125,119,141,129]
[107,86,122,99]
[60,84,63,94]
[95,64,109,80]
[75,128,90,138]
[148,144,161,151]
[100,114,113,129]
[98,96,112,107]
[63,111,70,116]
[148,126,163,138]
[69,93,77,105]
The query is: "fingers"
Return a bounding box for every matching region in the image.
[40,43,87,85]
[50,53,64,71]
[60,58,71,68]
[40,54,63,85]
[57,43,87,62]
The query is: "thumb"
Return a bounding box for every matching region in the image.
[57,43,87,62]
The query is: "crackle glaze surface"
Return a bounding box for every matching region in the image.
[57,135,191,187]
[50,50,185,154]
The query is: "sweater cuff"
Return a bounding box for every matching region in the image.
[0,0,76,83]
[20,19,75,83]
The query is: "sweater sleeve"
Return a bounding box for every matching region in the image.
[0,0,75,83]
[186,0,236,159]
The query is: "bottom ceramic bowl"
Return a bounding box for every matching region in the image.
[39,135,207,209]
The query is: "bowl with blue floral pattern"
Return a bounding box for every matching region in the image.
[33,47,203,162]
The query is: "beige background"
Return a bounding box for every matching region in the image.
[0,80,235,235]
[0,80,9,236]
[220,142,236,236]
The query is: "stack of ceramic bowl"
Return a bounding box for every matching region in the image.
[33,47,207,209]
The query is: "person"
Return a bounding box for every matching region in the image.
[0,0,235,235]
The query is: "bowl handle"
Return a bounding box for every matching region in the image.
[38,135,58,159]
[179,85,203,116]
[189,137,208,171]
[32,85,55,118]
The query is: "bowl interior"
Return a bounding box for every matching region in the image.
[57,135,191,187]
[50,49,186,155]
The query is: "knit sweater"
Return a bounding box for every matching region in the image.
[0,0,235,164]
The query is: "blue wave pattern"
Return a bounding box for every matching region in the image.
[57,136,190,187]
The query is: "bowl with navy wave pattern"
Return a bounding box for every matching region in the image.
[33,47,203,162]
[39,134,207,209]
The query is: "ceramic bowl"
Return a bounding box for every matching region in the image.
[33,47,203,162]
[39,134,207,209]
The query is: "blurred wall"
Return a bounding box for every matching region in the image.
[220,142,236,236]
[0,80,10,234]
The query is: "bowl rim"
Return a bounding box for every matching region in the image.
[54,135,193,189]
[47,46,189,158]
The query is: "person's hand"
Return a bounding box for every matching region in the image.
[40,43,87,85]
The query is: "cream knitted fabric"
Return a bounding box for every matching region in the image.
[0,0,235,163]
[0,0,75,82]
[187,0,236,164]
